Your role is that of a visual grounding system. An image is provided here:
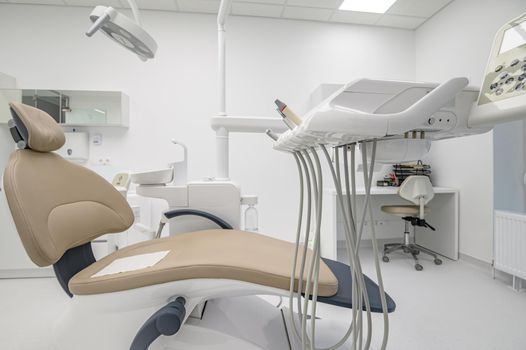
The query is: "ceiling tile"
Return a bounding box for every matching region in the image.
[376,14,426,29]
[177,0,220,14]
[8,0,65,4]
[330,10,381,25]
[64,0,122,7]
[233,0,285,4]
[127,0,177,11]
[282,6,333,22]
[387,0,453,18]
[286,0,342,10]
[232,2,283,18]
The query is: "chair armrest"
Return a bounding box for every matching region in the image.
[163,209,233,229]
[155,209,233,238]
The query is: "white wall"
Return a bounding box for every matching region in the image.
[416,0,526,262]
[0,73,34,271]
[0,4,415,249]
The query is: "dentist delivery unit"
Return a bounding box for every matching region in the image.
[3,1,526,349]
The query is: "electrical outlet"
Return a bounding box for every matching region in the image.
[92,133,103,146]
[98,157,112,166]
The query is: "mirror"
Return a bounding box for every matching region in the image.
[0,89,129,127]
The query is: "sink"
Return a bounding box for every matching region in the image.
[131,168,174,185]
[136,185,188,207]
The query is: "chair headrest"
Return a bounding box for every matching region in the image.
[9,101,65,152]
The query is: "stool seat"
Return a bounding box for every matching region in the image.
[381,205,430,217]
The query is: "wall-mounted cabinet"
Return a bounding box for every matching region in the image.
[0,89,129,128]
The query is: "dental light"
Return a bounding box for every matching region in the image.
[85,0,157,61]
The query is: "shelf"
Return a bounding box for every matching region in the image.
[0,88,129,128]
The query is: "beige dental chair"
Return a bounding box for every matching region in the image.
[2,102,395,350]
[381,175,443,271]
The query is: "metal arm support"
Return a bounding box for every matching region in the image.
[53,242,96,297]
[155,209,233,238]
[403,216,436,231]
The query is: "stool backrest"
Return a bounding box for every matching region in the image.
[399,175,434,219]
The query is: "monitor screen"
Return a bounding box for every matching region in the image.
[500,21,526,54]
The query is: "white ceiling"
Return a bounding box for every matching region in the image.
[0,0,454,30]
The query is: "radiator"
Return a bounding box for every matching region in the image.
[494,210,526,285]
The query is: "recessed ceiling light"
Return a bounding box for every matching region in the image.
[339,0,398,14]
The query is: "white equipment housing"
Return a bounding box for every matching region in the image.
[273,12,526,161]
[469,12,526,127]
[274,78,489,162]
[136,181,242,234]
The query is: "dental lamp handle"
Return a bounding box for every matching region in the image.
[85,7,115,37]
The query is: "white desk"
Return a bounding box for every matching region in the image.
[321,187,459,261]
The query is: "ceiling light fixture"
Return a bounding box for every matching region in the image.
[339,0,398,14]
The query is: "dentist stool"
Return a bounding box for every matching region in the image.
[380,175,443,271]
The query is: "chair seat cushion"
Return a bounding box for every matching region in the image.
[69,229,338,296]
[381,205,429,216]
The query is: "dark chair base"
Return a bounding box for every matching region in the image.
[382,242,443,271]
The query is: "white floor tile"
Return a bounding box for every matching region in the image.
[0,248,525,350]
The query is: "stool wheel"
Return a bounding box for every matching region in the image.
[415,263,423,271]
[434,258,443,265]
[382,255,390,263]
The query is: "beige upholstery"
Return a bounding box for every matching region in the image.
[9,101,65,152]
[3,104,134,266]
[2,102,339,299]
[70,229,338,296]
[381,205,429,217]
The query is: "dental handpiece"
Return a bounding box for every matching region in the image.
[278,110,296,130]
[265,129,279,141]
[275,99,303,126]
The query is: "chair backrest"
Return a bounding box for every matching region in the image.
[399,175,434,218]
[3,102,134,267]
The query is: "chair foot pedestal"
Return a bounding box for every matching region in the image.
[130,297,186,350]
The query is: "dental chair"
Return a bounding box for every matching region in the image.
[3,102,395,350]
[381,175,442,271]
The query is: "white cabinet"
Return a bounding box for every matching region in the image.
[0,89,129,128]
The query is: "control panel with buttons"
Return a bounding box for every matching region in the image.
[479,15,526,106]
[422,111,457,131]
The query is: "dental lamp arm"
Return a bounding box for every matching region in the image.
[126,0,142,26]
[127,0,147,62]
[217,0,232,116]
[217,0,231,28]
